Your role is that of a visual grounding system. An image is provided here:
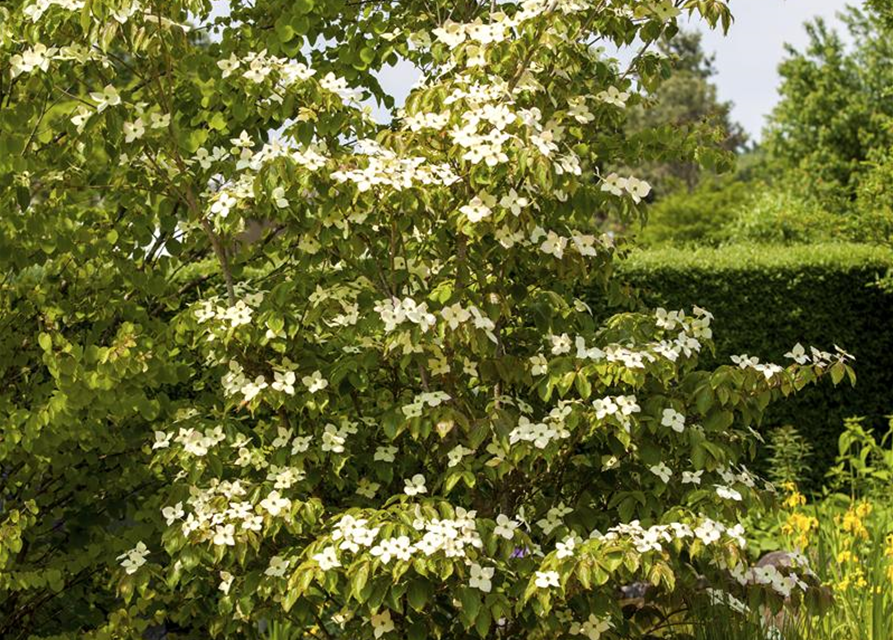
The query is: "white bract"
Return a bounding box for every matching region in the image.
[403,474,428,496]
[469,563,495,592]
[535,571,560,589]
[661,408,686,433]
[313,546,341,571]
[117,542,149,575]
[259,491,291,516]
[650,462,673,483]
[302,370,329,393]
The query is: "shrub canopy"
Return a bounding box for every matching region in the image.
[0,1,852,638]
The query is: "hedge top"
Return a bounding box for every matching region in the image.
[623,243,893,272]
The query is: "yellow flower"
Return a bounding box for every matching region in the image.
[782,512,818,535]
[783,491,806,510]
[782,512,818,549]
[841,505,869,540]
[836,550,856,564]
[856,574,867,589]
[856,501,872,519]
[781,483,806,509]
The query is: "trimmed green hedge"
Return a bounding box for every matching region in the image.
[617,243,893,487]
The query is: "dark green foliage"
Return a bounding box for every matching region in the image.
[636,177,750,247]
[614,244,893,487]
[853,149,893,243]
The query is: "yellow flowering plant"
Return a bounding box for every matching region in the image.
[744,419,893,640]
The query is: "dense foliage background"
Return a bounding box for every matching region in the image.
[0,0,888,638]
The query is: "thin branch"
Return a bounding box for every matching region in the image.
[200,218,236,306]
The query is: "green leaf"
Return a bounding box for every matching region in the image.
[208,112,227,131]
[695,385,713,415]
[443,473,462,494]
[275,17,295,42]
[16,186,30,211]
[703,410,734,432]
[294,0,314,14]
[830,362,845,385]
[408,622,427,640]
[575,560,591,589]
[38,333,52,352]
[46,569,64,593]
[80,0,93,32]
[458,586,481,626]
[691,444,706,469]
[574,372,592,399]
[406,578,431,612]
[351,562,371,602]
[475,605,492,637]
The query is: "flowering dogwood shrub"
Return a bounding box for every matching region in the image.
[0,0,855,638]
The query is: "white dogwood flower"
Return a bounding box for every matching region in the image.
[371,609,395,638]
[494,514,520,539]
[535,570,560,588]
[123,118,145,143]
[596,85,630,108]
[265,555,290,577]
[272,370,296,395]
[302,370,328,393]
[403,474,427,496]
[259,490,291,516]
[89,85,121,113]
[650,462,672,483]
[313,546,341,571]
[460,193,495,222]
[715,485,743,501]
[117,542,149,575]
[661,408,685,433]
[469,563,494,592]
[161,502,184,525]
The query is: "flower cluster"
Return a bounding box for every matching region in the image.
[730,563,809,599]
[332,141,459,192]
[509,403,573,449]
[117,541,149,575]
[594,518,747,552]
[374,297,437,333]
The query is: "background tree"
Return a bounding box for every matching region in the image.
[764,4,893,208]
[625,28,748,196]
